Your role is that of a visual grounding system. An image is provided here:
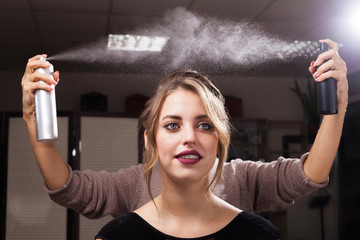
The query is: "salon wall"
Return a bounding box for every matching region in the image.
[0,69,341,240]
[0,70,306,121]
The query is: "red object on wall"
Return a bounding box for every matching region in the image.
[125,94,149,115]
[224,95,243,118]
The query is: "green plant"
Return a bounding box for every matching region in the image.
[290,78,320,125]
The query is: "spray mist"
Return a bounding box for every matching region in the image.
[34,57,58,142]
[316,42,338,115]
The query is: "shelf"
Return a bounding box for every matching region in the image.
[267,120,306,130]
[229,118,268,161]
[266,120,308,160]
[229,119,308,161]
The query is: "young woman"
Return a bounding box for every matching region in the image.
[21,39,348,219]
[95,70,282,239]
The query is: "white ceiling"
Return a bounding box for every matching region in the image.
[1,0,359,76]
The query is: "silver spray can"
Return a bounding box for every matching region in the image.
[34,57,58,142]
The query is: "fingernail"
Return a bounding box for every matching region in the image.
[314,61,320,66]
[311,61,315,67]
[313,72,318,78]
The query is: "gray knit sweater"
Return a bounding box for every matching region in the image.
[46,153,327,219]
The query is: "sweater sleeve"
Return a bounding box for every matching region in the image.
[45,164,152,219]
[219,153,329,213]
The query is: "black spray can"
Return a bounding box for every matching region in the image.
[34,57,58,142]
[316,42,338,115]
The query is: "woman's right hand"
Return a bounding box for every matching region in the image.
[21,54,59,121]
[21,55,69,190]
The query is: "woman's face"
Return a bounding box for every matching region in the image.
[155,88,219,185]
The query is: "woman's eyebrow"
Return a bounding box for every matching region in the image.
[161,115,182,121]
[161,114,208,121]
[195,114,208,120]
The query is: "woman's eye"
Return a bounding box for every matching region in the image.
[164,122,180,130]
[198,122,213,131]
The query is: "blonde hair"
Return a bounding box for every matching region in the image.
[139,70,231,200]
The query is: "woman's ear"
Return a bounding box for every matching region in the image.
[144,130,148,150]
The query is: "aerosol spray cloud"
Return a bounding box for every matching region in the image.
[48,7,313,71]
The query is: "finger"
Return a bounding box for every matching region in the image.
[319,39,339,52]
[314,49,337,67]
[314,68,344,83]
[314,59,335,77]
[52,70,60,84]
[27,60,53,73]
[26,55,52,74]
[314,70,334,82]
[309,61,316,74]
[22,81,53,96]
[33,81,54,92]
[315,56,347,80]
[314,39,339,68]
[28,54,47,62]
[29,72,57,86]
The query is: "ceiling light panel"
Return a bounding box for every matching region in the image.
[107,34,169,52]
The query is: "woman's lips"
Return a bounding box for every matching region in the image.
[175,150,202,165]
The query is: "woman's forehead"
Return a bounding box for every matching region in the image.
[159,89,206,118]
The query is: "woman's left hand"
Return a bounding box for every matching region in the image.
[308,39,348,110]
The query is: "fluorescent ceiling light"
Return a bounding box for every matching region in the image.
[107,34,169,52]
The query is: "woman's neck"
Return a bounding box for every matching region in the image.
[145,179,239,238]
[158,180,215,217]
[155,172,217,217]
[134,173,240,238]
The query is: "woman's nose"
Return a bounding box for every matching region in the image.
[182,126,196,145]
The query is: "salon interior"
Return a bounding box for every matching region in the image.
[1,0,360,239]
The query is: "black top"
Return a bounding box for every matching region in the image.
[95,212,281,240]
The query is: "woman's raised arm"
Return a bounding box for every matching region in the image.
[22,54,69,190]
[304,39,348,183]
